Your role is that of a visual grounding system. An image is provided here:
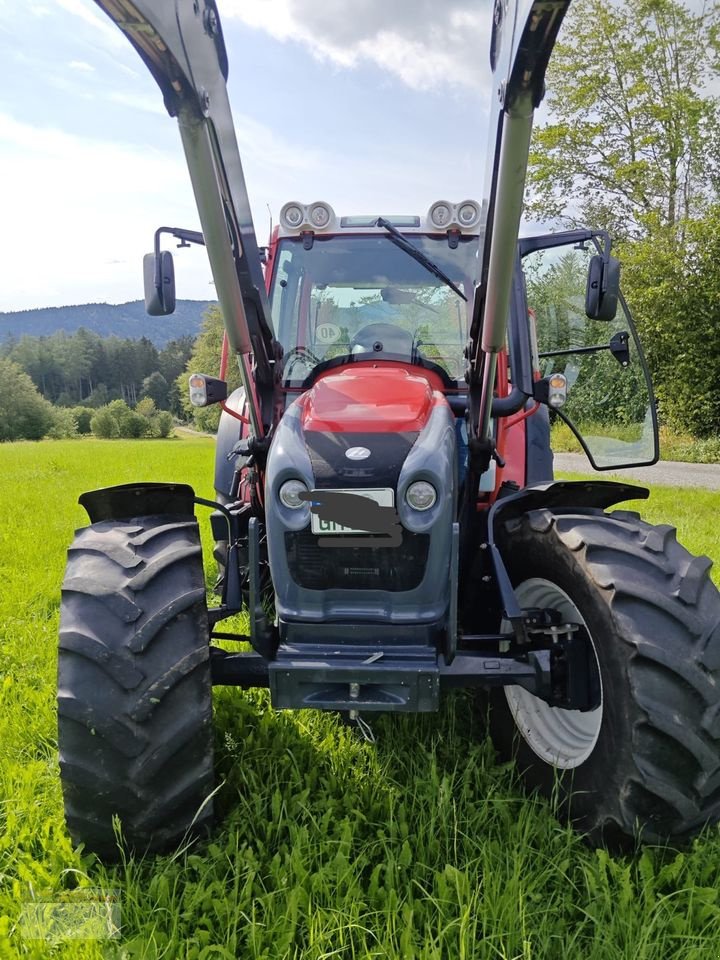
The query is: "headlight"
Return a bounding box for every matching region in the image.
[279,479,309,509]
[405,481,437,511]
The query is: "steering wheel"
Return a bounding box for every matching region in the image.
[350,322,414,355]
[282,346,323,379]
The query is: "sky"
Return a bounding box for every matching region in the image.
[0,0,504,311]
[0,0,498,311]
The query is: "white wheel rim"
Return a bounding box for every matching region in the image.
[504,578,603,769]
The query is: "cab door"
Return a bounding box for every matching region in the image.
[520,231,659,470]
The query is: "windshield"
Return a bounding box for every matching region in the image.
[270,234,478,386]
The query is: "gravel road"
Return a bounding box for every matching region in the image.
[553,453,720,490]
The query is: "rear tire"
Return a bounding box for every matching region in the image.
[58,515,214,859]
[486,507,720,845]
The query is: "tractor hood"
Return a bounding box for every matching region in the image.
[299,364,447,434]
[264,360,458,623]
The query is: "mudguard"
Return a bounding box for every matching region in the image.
[486,480,649,631]
[79,483,196,522]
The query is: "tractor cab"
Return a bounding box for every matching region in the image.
[267,200,480,392]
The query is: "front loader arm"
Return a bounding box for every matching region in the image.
[469,0,570,456]
[92,0,277,439]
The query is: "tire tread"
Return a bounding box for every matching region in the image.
[498,506,720,843]
[58,515,214,858]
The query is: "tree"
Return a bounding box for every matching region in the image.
[83,383,110,408]
[140,371,169,409]
[46,407,79,439]
[90,407,120,439]
[69,406,94,434]
[620,207,720,437]
[159,335,195,383]
[102,399,147,438]
[0,358,56,441]
[178,305,241,432]
[149,410,174,438]
[160,335,196,416]
[133,337,160,385]
[527,0,720,240]
[135,397,157,419]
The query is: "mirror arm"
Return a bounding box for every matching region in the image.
[153,226,205,290]
[538,331,630,367]
[538,342,613,359]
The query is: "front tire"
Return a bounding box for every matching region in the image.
[487,507,720,845]
[58,515,214,859]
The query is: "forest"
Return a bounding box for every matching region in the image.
[0,329,195,441]
[0,328,194,410]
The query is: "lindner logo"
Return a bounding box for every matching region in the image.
[345,447,371,461]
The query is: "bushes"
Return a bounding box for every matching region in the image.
[150,411,174,438]
[0,378,176,441]
[0,358,57,441]
[68,407,94,434]
[0,361,106,441]
[46,407,79,440]
[90,407,121,439]
[90,399,174,439]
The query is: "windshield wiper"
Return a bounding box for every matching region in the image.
[376,218,467,302]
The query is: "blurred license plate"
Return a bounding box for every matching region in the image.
[311,488,394,535]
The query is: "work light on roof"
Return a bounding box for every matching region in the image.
[279,200,337,232]
[429,201,453,229]
[427,200,481,231]
[281,203,304,228]
[309,203,331,228]
[457,200,480,227]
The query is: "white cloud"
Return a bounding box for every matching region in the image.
[68,59,95,72]
[222,0,492,91]
[0,113,207,310]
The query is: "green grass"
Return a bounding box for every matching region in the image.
[551,421,720,464]
[2,438,720,958]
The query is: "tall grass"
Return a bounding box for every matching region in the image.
[1,439,720,958]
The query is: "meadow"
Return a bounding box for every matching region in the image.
[1,437,720,959]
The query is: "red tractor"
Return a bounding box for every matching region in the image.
[58,0,720,858]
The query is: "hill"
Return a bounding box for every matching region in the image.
[0,300,213,347]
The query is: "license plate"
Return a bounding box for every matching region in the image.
[311,488,395,535]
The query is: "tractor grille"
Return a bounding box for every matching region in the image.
[285,529,430,592]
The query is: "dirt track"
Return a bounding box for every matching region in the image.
[554,452,720,490]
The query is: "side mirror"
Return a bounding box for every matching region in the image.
[585,253,620,321]
[143,250,176,316]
